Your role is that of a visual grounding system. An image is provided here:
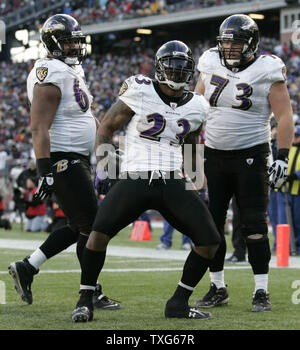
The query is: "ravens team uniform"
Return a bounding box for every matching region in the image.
[197,48,286,270]
[92,74,221,247]
[192,13,295,312]
[9,14,120,312]
[27,57,98,234]
[72,40,222,323]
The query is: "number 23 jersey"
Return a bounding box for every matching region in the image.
[197,48,287,150]
[27,58,96,156]
[118,75,209,172]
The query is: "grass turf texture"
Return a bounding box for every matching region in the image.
[0,224,299,330]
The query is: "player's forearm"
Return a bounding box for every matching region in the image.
[95,127,115,164]
[31,127,51,159]
[276,113,294,151]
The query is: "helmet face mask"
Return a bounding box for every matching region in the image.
[41,14,87,65]
[217,14,259,69]
[155,41,195,91]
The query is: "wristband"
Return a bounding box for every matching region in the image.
[277,148,289,162]
[36,158,52,176]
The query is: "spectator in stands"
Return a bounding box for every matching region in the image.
[267,123,280,251]
[17,159,38,190]
[48,194,68,232]
[279,125,300,254]
[225,196,246,263]
[0,192,11,230]
[156,219,193,250]
[24,177,48,232]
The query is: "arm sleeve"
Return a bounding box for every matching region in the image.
[118,75,142,114]
[197,49,216,74]
[35,63,63,90]
[267,56,287,86]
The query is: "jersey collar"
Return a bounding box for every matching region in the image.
[152,80,193,108]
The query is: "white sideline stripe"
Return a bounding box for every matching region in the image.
[0,266,252,274]
[1,238,300,268]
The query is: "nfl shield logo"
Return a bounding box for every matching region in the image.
[36,67,48,82]
[246,158,254,165]
[170,102,177,110]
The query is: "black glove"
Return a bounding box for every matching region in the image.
[95,148,122,195]
[285,173,298,183]
[33,173,54,200]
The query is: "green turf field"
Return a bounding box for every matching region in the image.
[0,224,299,331]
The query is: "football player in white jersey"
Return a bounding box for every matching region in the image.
[8,14,121,310]
[194,14,294,311]
[71,40,221,322]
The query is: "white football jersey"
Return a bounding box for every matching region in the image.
[27,58,96,156]
[118,74,209,172]
[197,48,287,150]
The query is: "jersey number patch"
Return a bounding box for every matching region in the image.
[139,113,190,145]
[209,74,253,111]
[73,79,89,112]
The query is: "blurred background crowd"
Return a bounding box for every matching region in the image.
[2,0,255,28]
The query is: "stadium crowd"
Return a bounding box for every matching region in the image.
[0,34,299,231]
[70,0,246,25]
[1,0,257,28]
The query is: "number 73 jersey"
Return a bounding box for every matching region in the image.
[197,48,287,150]
[118,75,209,172]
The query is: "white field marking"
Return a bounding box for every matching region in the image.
[1,238,300,268]
[0,266,253,274]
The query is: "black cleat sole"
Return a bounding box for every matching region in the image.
[8,263,32,305]
[71,306,93,322]
[195,297,229,309]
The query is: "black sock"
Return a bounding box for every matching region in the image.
[171,249,211,303]
[76,233,89,267]
[247,238,271,274]
[80,247,106,288]
[39,226,78,259]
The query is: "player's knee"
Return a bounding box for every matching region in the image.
[86,231,110,251]
[240,209,268,243]
[194,244,219,260]
[69,224,80,236]
[70,220,93,237]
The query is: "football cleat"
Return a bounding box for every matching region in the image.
[71,289,94,322]
[225,254,246,263]
[195,283,229,308]
[71,306,93,323]
[181,243,192,251]
[156,243,171,250]
[93,284,122,310]
[252,289,271,312]
[165,299,212,319]
[8,258,38,305]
